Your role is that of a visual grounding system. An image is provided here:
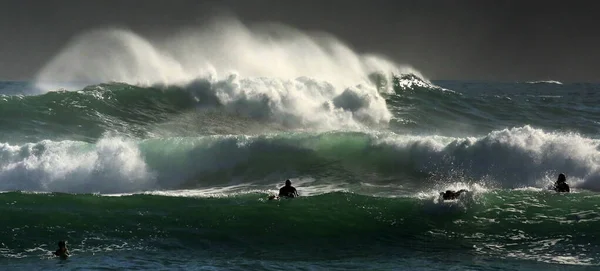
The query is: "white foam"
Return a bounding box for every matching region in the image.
[525,80,563,85]
[33,16,430,130]
[0,137,154,194]
[376,125,600,191]
[415,182,490,200]
[200,74,392,129]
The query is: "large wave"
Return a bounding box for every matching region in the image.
[6,79,600,143]
[32,17,434,131]
[1,126,598,194]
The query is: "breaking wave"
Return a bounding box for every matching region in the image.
[1,126,598,194]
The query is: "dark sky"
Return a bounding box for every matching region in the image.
[1,0,599,82]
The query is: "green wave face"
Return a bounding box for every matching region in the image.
[2,79,600,142]
[1,191,598,265]
[0,83,199,143]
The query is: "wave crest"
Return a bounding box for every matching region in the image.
[31,16,444,131]
[526,80,563,85]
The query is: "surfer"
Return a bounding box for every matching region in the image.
[278,179,299,198]
[554,173,570,193]
[440,189,468,200]
[53,240,69,259]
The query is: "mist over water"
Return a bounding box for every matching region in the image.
[34,17,422,91]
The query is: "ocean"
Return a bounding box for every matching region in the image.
[1,21,600,270]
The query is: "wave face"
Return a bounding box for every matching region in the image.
[1,127,600,195]
[4,79,599,143]
[2,16,600,269]
[526,80,563,85]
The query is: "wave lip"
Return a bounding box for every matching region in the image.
[392,73,449,92]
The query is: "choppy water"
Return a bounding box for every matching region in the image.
[1,17,599,270]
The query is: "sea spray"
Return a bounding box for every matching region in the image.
[32,17,432,132]
[34,16,423,93]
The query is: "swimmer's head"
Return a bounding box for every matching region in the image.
[558,173,566,183]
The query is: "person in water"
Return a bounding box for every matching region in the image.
[278,179,299,198]
[554,173,570,193]
[440,189,468,200]
[53,240,69,259]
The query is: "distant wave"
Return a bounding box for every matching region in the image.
[392,73,452,92]
[525,80,563,85]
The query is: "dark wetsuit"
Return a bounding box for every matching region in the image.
[441,189,467,200]
[279,186,298,198]
[554,182,570,193]
[54,249,69,259]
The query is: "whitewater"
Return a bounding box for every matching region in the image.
[1,17,600,270]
